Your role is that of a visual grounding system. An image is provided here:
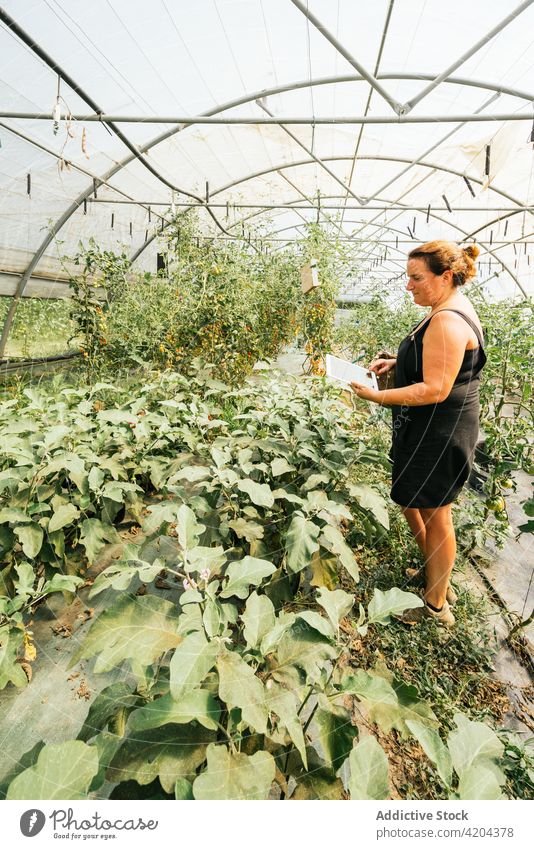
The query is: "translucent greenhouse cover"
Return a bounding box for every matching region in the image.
[1,0,534,316]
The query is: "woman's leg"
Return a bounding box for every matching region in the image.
[400,506,427,559]
[419,504,456,609]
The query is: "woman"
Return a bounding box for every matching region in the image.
[350,241,486,627]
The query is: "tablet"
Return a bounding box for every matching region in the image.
[325,354,378,391]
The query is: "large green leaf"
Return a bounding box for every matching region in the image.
[217,649,269,734]
[88,732,123,793]
[448,713,506,800]
[14,523,43,559]
[271,458,295,477]
[175,778,194,800]
[69,595,181,675]
[88,552,164,598]
[169,631,218,700]
[193,744,275,800]
[219,556,276,599]
[348,736,390,800]
[319,524,359,583]
[241,591,276,649]
[405,720,453,787]
[285,513,320,573]
[107,724,214,793]
[13,561,36,598]
[187,545,226,575]
[0,525,15,559]
[7,740,98,800]
[314,697,358,771]
[296,610,334,639]
[77,682,139,742]
[228,517,264,542]
[348,483,390,530]
[48,503,80,533]
[128,690,220,732]
[0,741,45,798]
[342,670,437,739]
[272,621,338,683]
[174,503,205,551]
[287,746,344,800]
[266,682,307,768]
[142,502,183,535]
[172,466,211,483]
[364,587,423,632]
[316,587,354,630]
[0,508,32,525]
[42,573,84,595]
[310,549,339,590]
[0,625,28,689]
[79,518,119,564]
[237,479,274,508]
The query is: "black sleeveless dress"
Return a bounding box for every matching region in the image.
[390,309,487,508]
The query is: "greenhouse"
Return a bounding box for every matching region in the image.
[0,0,533,808]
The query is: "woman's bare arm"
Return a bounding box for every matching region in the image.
[366,312,471,406]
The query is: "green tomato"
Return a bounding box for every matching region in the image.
[501,478,514,490]
[486,496,506,513]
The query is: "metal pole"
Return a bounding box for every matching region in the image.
[2,111,534,124]
[87,199,532,213]
[402,0,534,114]
[288,0,403,115]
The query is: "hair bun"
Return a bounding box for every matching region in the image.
[464,244,480,261]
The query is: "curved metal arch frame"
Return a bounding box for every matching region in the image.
[129,194,525,298]
[129,191,518,300]
[261,205,524,296]
[2,71,533,352]
[130,150,529,260]
[153,151,527,292]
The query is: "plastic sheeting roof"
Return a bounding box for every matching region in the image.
[1,0,534,311]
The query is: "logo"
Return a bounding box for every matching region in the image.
[20,809,46,837]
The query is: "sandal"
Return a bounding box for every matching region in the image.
[405,566,458,605]
[396,599,455,627]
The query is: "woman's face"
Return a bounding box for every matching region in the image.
[405,257,449,307]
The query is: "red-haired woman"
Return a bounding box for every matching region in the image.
[351,241,486,626]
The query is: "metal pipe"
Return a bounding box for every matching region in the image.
[129,236,534,246]
[87,200,531,212]
[2,111,533,124]
[288,0,403,115]
[402,0,534,114]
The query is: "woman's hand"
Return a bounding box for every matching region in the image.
[369,357,396,376]
[350,382,382,403]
